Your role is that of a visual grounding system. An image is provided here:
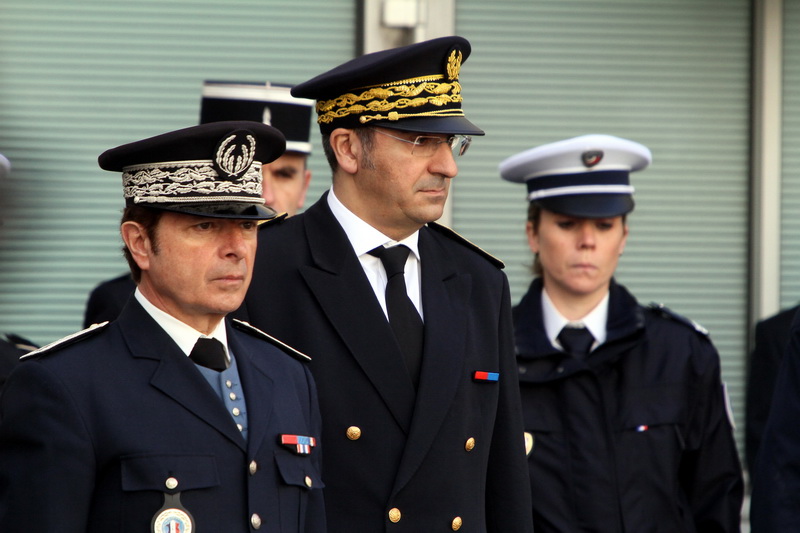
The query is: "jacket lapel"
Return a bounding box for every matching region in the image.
[119,301,247,451]
[229,327,275,455]
[299,198,416,434]
[393,227,470,492]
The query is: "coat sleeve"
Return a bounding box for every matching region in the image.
[745,316,791,473]
[750,314,800,531]
[0,361,96,532]
[485,273,535,533]
[678,336,744,532]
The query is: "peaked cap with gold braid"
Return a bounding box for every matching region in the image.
[291,36,484,136]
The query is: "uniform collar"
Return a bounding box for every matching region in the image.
[134,288,229,359]
[326,186,420,260]
[541,288,609,350]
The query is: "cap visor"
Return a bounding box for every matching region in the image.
[146,202,278,220]
[536,194,634,218]
[378,115,484,136]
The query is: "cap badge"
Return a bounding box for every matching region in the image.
[581,150,604,168]
[213,130,256,181]
[446,48,463,81]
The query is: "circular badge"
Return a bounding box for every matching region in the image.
[153,507,193,533]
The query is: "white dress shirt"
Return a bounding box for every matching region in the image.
[541,288,609,353]
[135,288,231,362]
[327,188,423,320]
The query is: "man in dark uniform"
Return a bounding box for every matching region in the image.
[237,36,533,532]
[750,310,800,530]
[0,121,325,532]
[745,304,799,474]
[83,81,315,327]
[500,135,743,532]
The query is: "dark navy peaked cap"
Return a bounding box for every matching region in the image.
[99,121,286,220]
[292,35,484,136]
[200,81,314,155]
[499,134,652,218]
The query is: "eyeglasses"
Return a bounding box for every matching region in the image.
[369,128,472,157]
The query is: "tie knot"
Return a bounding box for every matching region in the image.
[190,337,229,372]
[370,245,411,278]
[557,326,594,358]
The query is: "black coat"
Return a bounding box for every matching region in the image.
[237,193,534,533]
[514,278,743,533]
[750,309,800,531]
[745,304,799,473]
[82,272,136,328]
[0,299,325,533]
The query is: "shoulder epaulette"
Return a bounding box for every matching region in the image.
[21,321,110,360]
[648,302,709,337]
[257,212,288,230]
[426,221,505,269]
[232,319,311,363]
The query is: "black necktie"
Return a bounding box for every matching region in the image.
[190,337,229,371]
[557,326,594,359]
[370,245,423,388]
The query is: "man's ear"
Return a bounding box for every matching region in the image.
[120,221,152,272]
[329,128,359,175]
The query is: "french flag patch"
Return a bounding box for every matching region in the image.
[473,371,500,383]
[281,434,317,455]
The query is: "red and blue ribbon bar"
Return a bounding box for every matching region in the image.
[472,371,499,382]
[280,434,317,455]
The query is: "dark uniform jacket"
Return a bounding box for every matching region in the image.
[745,304,798,473]
[0,299,325,533]
[237,193,533,533]
[514,278,743,533]
[750,309,800,531]
[82,272,136,328]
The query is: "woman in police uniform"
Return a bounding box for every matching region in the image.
[500,134,743,532]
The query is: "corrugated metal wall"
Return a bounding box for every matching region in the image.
[453,0,751,450]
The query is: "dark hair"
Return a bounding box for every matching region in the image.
[321,128,375,173]
[120,206,163,283]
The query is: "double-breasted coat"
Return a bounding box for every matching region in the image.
[237,193,533,533]
[0,299,325,533]
[514,278,743,533]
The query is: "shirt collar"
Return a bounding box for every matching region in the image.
[134,288,229,359]
[327,187,420,259]
[541,288,609,349]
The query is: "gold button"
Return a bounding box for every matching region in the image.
[229,392,237,401]
[226,379,233,388]
[305,475,313,488]
[388,507,401,523]
[524,432,535,456]
[346,426,362,440]
[249,460,258,475]
[165,477,178,490]
[452,516,463,530]
[465,437,476,452]
[251,513,262,529]
[232,407,241,416]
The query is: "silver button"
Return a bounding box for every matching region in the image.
[249,460,258,475]
[232,407,241,416]
[165,477,178,490]
[237,423,244,432]
[229,392,237,401]
[226,379,233,388]
[251,513,262,529]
